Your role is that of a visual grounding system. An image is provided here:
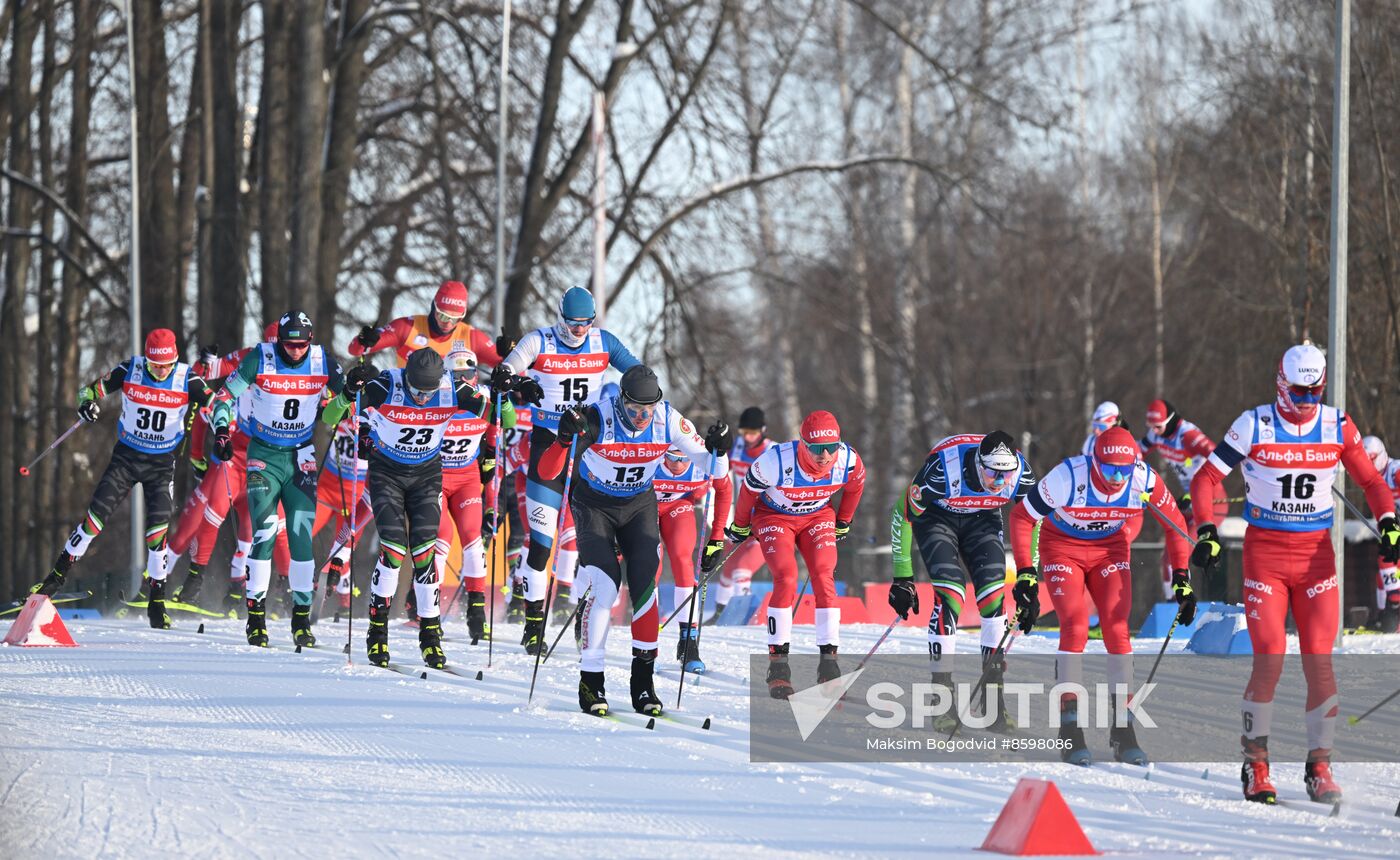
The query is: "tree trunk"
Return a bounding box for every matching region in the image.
[316,0,372,337]
[34,1,58,574]
[257,0,291,319]
[207,0,245,348]
[173,16,205,342]
[134,0,181,332]
[887,29,920,504]
[287,0,325,311]
[1,0,40,598]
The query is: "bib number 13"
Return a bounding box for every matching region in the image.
[613,465,645,483]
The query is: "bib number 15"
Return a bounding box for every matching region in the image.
[561,378,589,402]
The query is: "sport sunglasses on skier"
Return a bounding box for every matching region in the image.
[281,339,310,358]
[805,441,840,456]
[433,307,465,330]
[621,396,657,425]
[664,451,688,463]
[146,359,177,379]
[1092,419,1116,434]
[1287,383,1324,404]
[407,383,438,404]
[1098,461,1135,482]
[978,463,1015,492]
[562,316,595,335]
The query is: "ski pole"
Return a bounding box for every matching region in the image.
[947,621,1016,741]
[853,615,900,674]
[528,432,579,704]
[1331,486,1383,540]
[1348,686,1400,725]
[344,390,363,666]
[659,538,750,631]
[677,454,721,706]
[1136,493,1198,688]
[18,418,83,476]
[542,582,592,663]
[489,390,504,667]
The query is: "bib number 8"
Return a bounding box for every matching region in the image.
[283,399,300,421]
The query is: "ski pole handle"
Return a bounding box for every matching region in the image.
[19,419,84,476]
[1331,486,1383,540]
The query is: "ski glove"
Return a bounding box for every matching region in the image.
[1191,523,1222,576]
[342,362,380,396]
[515,376,544,405]
[700,540,726,573]
[556,406,588,447]
[1378,515,1400,564]
[355,325,380,350]
[834,520,851,542]
[725,523,751,543]
[1170,569,1197,625]
[481,508,498,541]
[888,579,919,620]
[77,398,101,423]
[1012,567,1040,634]
[704,421,732,456]
[495,334,518,361]
[190,455,209,477]
[212,427,234,463]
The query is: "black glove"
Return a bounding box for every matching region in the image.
[725,522,751,544]
[355,325,380,350]
[1191,522,1222,576]
[489,363,514,394]
[700,539,726,573]
[1170,569,1197,625]
[357,423,374,459]
[199,343,219,364]
[1378,515,1400,564]
[704,421,733,456]
[343,362,379,396]
[888,579,920,620]
[481,507,498,541]
[834,520,851,542]
[556,406,588,447]
[1012,567,1040,634]
[213,427,234,462]
[515,376,544,405]
[495,334,518,360]
[78,399,101,423]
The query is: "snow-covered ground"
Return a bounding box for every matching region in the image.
[2,616,1398,858]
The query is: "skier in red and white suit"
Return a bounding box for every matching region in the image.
[1190,343,1400,805]
[1140,398,1229,598]
[1010,426,1192,766]
[713,406,774,619]
[653,446,733,669]
[166,325,290,605]
[1362,435,1400,632]
[726,410,865,697]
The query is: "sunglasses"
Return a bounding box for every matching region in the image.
[282,340,310,351]
[980,465,1013,490]
[408,385,438,402]
[1287,383,1323,404]
[563,317,595,330]
[805,441,840,456]
[1098,462,1135,482]
[1092,420,1115,434]
[622,398,657,421]
[664,452,688,463]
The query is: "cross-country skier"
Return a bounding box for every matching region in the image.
[1139,398,1230,598]
[31,329,216,629]
[888,431,1036,730]
[654,445,733,672]
[1362,435,1400,633]
[1190,344,1400,803]
[492,285,641,654]
[1081,400,1124,456]
[324,348,491,669]
[536,366,730,717]
[1010,426,1193,766]
[726,410,866,698]
[210,311,348,647]
[432,354,515,644]
[710,405,774,621]
[310,411,374,610]
[348,280,509,369]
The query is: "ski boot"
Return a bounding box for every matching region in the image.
[147,578,172,630]
[225,577,248,619]
[677,622,706,674]
[1110,724,1148,766]
[245,598,269,647]
[466,591,490,644]
[291,605,316,648]
[766,643,795,700]
[1304,753,1343,804]
[1379,592,1400,634]
[979,649,1016,732]
[1058,708,1092,766]
[521,600,545,655]
[579,670,609,716]
[419,617,446,669]
[551,583,573,624]
[1241,736,1278,804]
[366,595,391,667]
[817,644,841,684]
[173,565,203,605]
[630,649,664,716]
[506,580,527,623]
[30,558,71,597]
[930,672,960,734]
[703,601,725,627]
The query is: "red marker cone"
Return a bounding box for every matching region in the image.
[3,595,78,647]
[980,778,1097,856]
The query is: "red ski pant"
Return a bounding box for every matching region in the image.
[656,499,698,589]
[1039,529,1133,655]
[438,466,485,591]
[168,443,289,573]
[756,507,839,610]
[1241,526,1337,724]
[313,466,372,539]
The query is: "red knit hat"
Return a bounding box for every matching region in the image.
[433,281,468,318]
[145,328,178,364]
[800,411,841,445]
[1093,427,1138,466]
